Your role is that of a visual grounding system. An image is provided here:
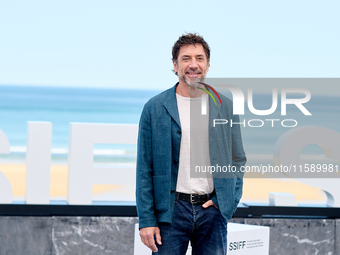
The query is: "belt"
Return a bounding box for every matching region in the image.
[176,190,215,205]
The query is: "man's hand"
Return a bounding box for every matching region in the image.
[202,199,218,209]
[139,226,162,252]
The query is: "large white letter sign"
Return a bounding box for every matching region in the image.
[274,127,340,207]
[67,123,138,205]
[25,122,52,204]
[0,129,13,204]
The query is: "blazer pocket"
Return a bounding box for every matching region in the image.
[152,175,169,212]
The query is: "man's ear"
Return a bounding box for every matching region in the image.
[173,60,178,74]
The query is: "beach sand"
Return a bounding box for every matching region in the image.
[0,163,325,204]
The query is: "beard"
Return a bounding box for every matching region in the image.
[180,74,205,88]
[178,74,206,98]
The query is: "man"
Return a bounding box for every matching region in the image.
[136,33,246,255]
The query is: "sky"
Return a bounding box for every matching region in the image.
[0,0,339,90]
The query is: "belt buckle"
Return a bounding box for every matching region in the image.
[190,194,195,204]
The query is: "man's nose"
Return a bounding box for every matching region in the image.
[189,59,198,68]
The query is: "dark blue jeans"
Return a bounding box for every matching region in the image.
[153,199,228,255]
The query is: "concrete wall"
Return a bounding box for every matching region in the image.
[0,216,338,255]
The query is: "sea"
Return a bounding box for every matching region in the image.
[0,85,160,164]
[0,85,339,166]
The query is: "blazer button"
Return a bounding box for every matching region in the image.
[171,190,175,194]
[173,159,178,164]
[177,130,181,135]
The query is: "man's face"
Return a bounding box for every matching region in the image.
[173,44,209,87]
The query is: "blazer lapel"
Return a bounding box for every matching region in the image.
[163,83,181,129]
[209,94,222,130]
[163,83,222,130]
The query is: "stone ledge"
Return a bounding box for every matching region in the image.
[0,216,337,255]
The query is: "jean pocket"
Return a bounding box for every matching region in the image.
[152,175,170,212]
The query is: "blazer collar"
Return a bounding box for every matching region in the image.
[162,83,222,130]
[209,92,222,130]
[163,83,181,128]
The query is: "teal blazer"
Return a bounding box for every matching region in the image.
[136,83,246,229]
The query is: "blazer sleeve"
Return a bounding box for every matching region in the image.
[231,113,247,210]
[136,105,158,229]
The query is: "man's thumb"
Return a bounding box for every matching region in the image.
[155,228,162,245]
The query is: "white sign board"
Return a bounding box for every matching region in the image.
[1,121,339,207]
[134,223,270,255]
[226,223,270,254]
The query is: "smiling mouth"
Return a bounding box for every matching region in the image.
[186,72,202,78]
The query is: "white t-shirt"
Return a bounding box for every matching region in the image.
[175,93,214,194]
